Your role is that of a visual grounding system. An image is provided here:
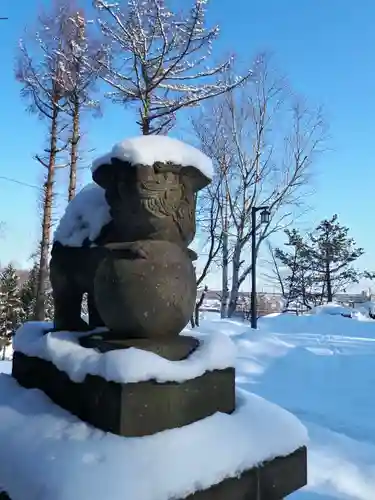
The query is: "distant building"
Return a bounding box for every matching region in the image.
[197,287,374,318]
[334,290,373,308]
[197,289,283,317]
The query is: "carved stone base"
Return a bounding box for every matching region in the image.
[12,343,235,438]
[79,332,200,360]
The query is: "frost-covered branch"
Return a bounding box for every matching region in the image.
[93,0,254,134]
[53,6,104,199]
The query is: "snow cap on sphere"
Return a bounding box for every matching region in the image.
[91,135,213,190]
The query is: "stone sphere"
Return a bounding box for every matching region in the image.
[94,240,197,338]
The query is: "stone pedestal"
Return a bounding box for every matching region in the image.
[184,446,307,500]
[79,333,200,359]
[10,333,307,499]
[12,337,235,438]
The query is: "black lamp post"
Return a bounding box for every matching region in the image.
[250,205,270,329]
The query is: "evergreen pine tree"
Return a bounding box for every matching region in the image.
[308,215,365,302]
[0,289,7,360]
[20,262,55,323]
[44,286,54,322]
[0,264,22,359]
[19,262,38,322]
[274,215,370,308]
[275,229,321,311]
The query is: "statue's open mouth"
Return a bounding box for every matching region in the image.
[137,186,181,199]
[137,183,169,196]
[138,191,164,198]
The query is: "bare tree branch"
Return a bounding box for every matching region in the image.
[192,55,328,317]
[92,0,255,134]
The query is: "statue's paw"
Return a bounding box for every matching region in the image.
[130,243,148,259]
[50,318,92,333]
[105,242,148,259]
[187,248,198,261]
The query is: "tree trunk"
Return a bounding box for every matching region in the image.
[326,260,333,302]
[220,221,229,319]
[194,304,200,327]
[142,119,150,135]
[194,286,208,328]
[68,96,80,202]
[1,345,5,361]
[141,93,151,135]
[228,244,241,317]
[34,99,58,321]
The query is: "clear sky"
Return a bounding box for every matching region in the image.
[0,0,374,291]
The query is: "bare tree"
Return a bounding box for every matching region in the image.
[192,98,234,317]
[93,0,253,134]
[15,0,74,320]
[188,176,223,328]
[194,56,327,317]
[262,242,288,307]
[190,285,208,328]
[57,8,102,201]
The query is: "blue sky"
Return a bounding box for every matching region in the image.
[0,0,374,291]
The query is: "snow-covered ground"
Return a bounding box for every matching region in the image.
[0,361,11,375]
[185,311,375,500]
[1,309,375,499]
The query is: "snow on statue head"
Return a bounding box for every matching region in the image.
[50,136,212,339]
[92,136,211,248]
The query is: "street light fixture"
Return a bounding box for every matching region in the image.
[250,205,270,329]
[260,208,270,225]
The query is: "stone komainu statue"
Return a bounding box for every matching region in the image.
[50,136,212,338]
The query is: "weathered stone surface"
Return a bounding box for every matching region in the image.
[49,244,108,331]
[80,333,199,360]
[183,446,307,499]
[12,350,235,437]
[93,240,197,337]
[93,160,205,248]
[50,158,210,336]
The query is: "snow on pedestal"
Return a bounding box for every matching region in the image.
[12,323,237,439]
[4,323,308,499]
[12,322,236,384]
[0,374,307,500]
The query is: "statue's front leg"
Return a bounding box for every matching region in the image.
[52,288,90,332]
[87,293,105,329]
[50,246,92,332]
